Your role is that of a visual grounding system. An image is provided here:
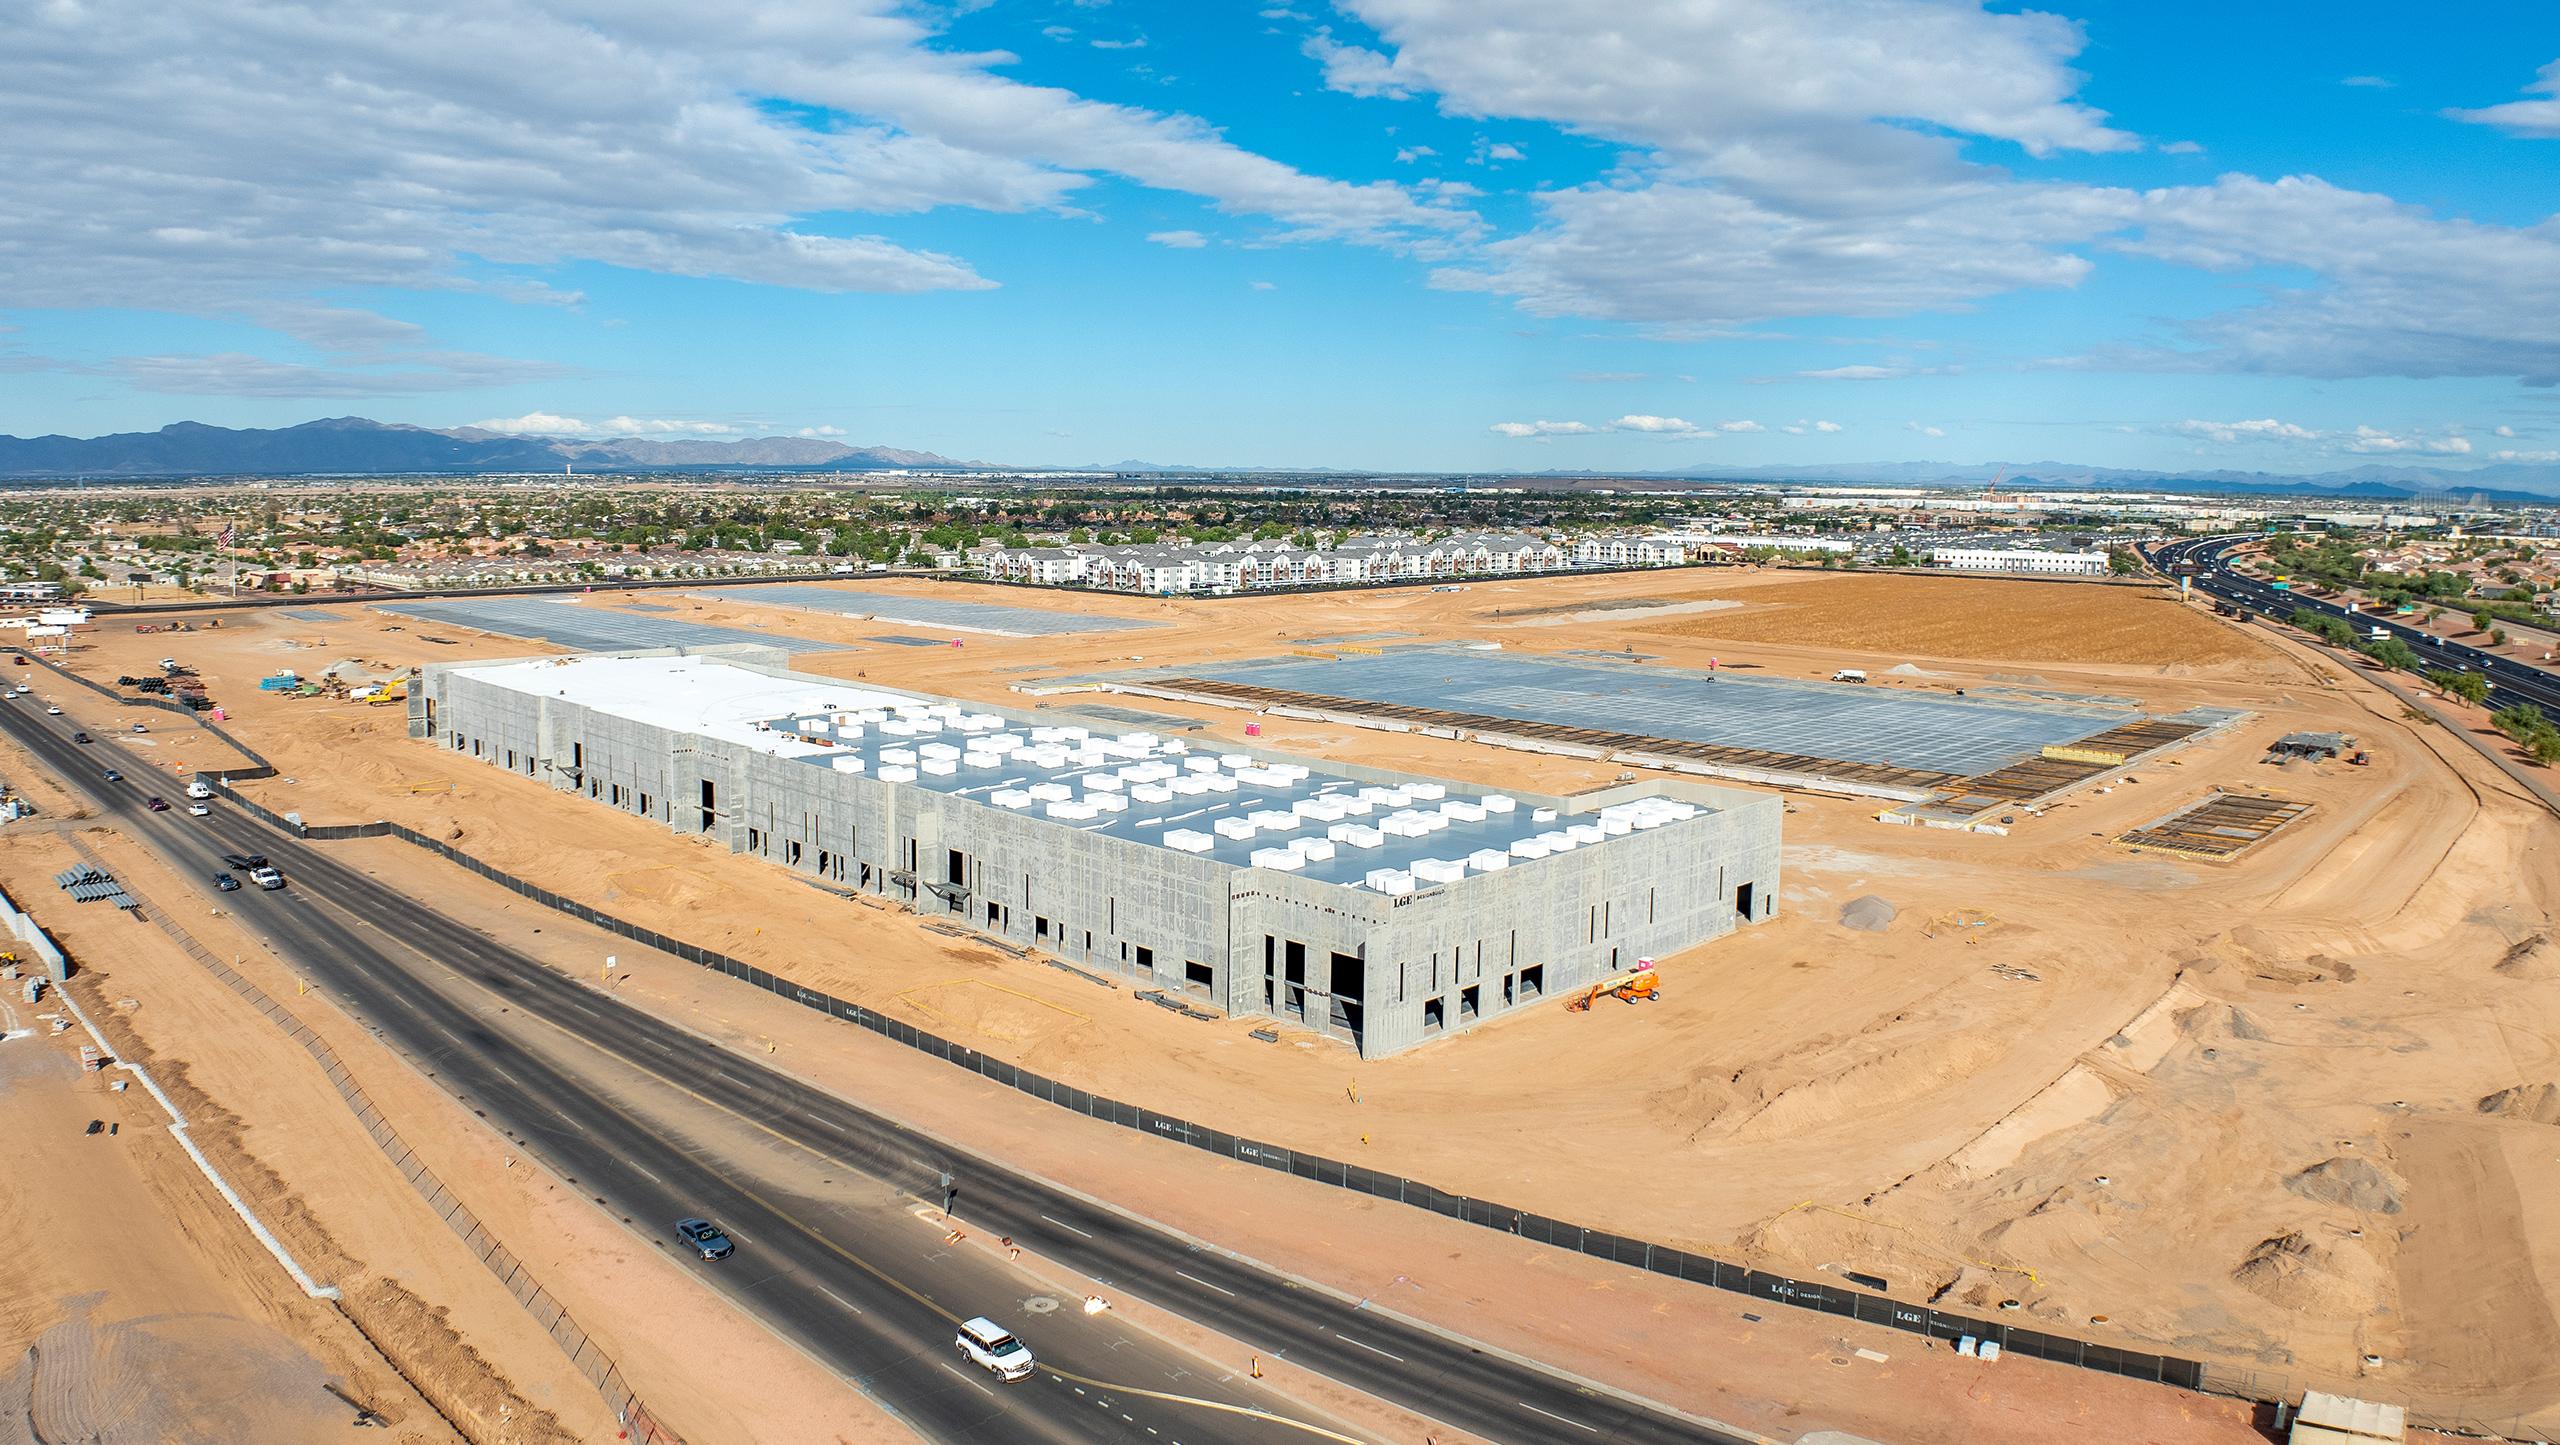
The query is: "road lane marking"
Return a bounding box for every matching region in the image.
[1041,1367,1364,1445]
[1172,1270,1234,1297]
[628,1161,661,1183]
[817,1285,861,1314]
[809,1112,846,1130]
[1040,1214,1093,1238]
[1517,1401,1599,1431]
[1333,1333,1402,1362]
[941,1363,996,1398]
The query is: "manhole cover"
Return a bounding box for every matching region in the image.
[1022,1296,1061,1315]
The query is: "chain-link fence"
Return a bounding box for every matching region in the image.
[214,776,2208,1395]
[95,832,683,1444]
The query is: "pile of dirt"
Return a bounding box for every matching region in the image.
[347,1278,578,1445]
[2231,1231,2383,1316]
[1839,896,1897,933]
[2283,1156,2405,1214]
[2479,1083,2560,1125]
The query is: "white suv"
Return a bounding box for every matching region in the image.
[955,1317,1035,1381]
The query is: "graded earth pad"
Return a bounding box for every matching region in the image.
[34,569,2560,1431]
[1640,572,2274,668]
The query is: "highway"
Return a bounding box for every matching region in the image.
[0,688,1755,1445]
[2146,533,2560,718]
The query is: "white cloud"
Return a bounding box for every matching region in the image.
[1717,419,1763,432]
[798,425,846,436]
[2341,76,2395,89]
[1324,2,2560,385]
[2497,425,2519,437]
[1249,280,1277,290]
[1484,142,1524,161]
[1814,419,1844,432]
[1607,414,1701,434]
[2088,175,2560,385]
[1091,37,1147,49]
[2170,417,2475,455]
[2172,418,2319,444]
[1568,371,1648,382]
[1906,422,1945,437]
[2446,59,2560,138]
[2,0,1480,396]
[1800,364,1913,380]
[2343,426,2470,455]
[2161,140,2204,154]
[1395,146,1437,162]
[1043,25,1075,39]
[1490,419,1595,437]
[472,413,735,436]
[1148,230,1209,247]
[2493,449,2560,462]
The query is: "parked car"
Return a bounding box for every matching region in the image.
[187,802,210,817]
[131,723,148,733]
[212,872,240,891]
[146,796,169,811]
[674,1218,734,1260]
[249,866,284,890]
[955,1318,1036,1381]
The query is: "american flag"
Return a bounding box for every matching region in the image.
[220,528,235,548]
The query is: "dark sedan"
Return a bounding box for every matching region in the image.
[212,872,240,891]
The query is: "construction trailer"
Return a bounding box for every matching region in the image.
[415,647,1782,1058]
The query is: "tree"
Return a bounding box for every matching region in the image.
[2107,545,2140,575]
[1886,544,1917,567]
[2492,702,2546,743]
[2429,669,2489,706]
[2535,733,2560,767]
[2492,628,2508,646]
[2473,609,2495,632]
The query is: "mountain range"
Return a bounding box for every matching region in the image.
[1,417,2554,501]
[0,417,990,477]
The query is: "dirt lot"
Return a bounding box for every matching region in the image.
[24,567,2560,1435]
[1638,572,2275,669]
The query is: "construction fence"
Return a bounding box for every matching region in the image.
[212,778,2208,1396]
[86,831,683,1445]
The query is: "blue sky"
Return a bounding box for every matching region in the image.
[4,0,2557,474]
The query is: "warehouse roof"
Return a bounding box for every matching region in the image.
[456,654,1719,895]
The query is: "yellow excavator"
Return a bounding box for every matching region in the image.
[1566,971,1661,1011]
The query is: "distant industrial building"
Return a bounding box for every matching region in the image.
[1928,547,2110,576]
[415,649,1782,1057]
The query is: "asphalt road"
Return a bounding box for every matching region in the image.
[2147,534,2560,718]
[0,689,1756,1445]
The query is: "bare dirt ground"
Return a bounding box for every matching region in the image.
[1637,572,2274,669]
[26,566,2560,1437]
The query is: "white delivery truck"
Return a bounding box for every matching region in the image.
[1832,669,1868,683]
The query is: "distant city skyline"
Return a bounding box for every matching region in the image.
[4,1,2556,473]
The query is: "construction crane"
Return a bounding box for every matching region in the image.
[1565,972,1662,1011]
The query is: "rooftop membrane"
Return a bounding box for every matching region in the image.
[1174,649,2128,777]
[371,596,849,654]
[462,654,1710,896]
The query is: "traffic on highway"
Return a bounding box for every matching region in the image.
[0,686,1756,1445]
[2144,533,2560,719]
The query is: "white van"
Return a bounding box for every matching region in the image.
[955,1317,1035,1381]
[1832,669,1868,683]
[185,779,214,799]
